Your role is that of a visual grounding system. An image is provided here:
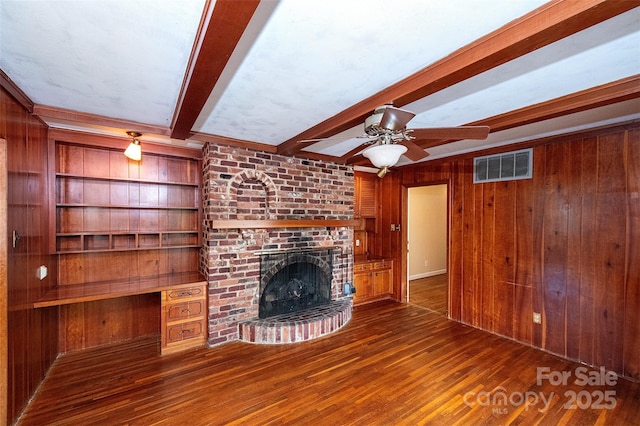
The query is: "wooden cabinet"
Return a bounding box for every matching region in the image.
[354,172,378,218]
[373,266,392,295]
[354,264,373,300]
[161,283,207,354]
[47,140,206,353]
[353,259,393,305]
[354,172,380,258]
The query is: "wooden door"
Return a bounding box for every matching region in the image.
[373,269,391,296]
[356,174,378,218]
[353,271,372,303]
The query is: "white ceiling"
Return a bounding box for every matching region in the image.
[1,0,638,167]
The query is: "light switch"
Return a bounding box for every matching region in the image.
[533,312,541,324]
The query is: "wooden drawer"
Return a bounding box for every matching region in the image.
[166,321,204,344]
[354,262,372,272]
[166,300,204,321]
[161,282,207,354]
[373,260,391,269]
[165,286,204,301]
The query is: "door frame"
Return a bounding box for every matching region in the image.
[400,179,451,315]
[0,139,7,422]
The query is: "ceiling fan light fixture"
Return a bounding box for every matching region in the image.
[124,131,142,161]
[362,143,408,170]
[377,166,389,178]
[364,105,389,135]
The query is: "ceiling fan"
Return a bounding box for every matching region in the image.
[350,105,490,177]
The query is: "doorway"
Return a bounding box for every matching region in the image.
[407,184,448,315]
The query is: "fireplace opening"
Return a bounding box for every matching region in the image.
[259,249,333,319]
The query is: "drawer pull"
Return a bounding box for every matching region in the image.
[180,309,192,314]
[178,291,193,297]
[179,328,194,335]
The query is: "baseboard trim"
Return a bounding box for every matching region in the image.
[409,269,447,281]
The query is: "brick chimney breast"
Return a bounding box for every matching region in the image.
[201,143,355,346]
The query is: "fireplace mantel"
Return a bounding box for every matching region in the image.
[212,219,358,229]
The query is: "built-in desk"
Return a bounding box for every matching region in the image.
[34,272,208,355]
[34,272,206,307]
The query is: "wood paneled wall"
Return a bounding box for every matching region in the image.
[390,122,640,381]
[58,294,160,353]
[1,87,58,424]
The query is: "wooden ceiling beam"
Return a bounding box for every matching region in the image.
[277,0,637,156]
[417,74,640,149]
[189,132,278,153]
[33,104,171,137]
[474,74,640,134]
[170,0,260,140]
[49,128,203,159]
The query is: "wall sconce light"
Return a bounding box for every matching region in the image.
[124,131,142,161]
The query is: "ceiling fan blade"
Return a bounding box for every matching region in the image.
[400,140,430,161]
[410,126,490,140]
[345,153,367,165]
[379,106,415,131]
[298,134,371,144]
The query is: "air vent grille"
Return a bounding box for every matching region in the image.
[473,148,532,183]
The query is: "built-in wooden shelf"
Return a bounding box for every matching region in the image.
[212,219,359,229]
[34,272,206,308]
[55,246,201,254]
[57,204,197,210]
[56,231,199,253]
[56,172,200,187]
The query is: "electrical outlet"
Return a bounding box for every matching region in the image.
[424,260,428,267]
[36,265,48,280]
[533,312,542,324]
[355,239,360,247]
[390,224,396,231]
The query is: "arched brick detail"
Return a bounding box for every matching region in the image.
[227,170,278,220]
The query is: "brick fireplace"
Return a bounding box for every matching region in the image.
[258,249,333,319]
[200,143,355,346]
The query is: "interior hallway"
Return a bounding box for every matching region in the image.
[409,273,447,315]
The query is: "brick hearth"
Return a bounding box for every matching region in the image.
[238,299,352,344]
[200,144,355,346]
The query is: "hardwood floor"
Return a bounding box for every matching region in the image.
[18,301,640,425]
[409,274,447,315]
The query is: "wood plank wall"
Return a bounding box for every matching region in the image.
[388,122,640,381]
[0,87,58,424]
[58,295,160,353]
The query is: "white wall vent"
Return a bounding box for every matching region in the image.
[473,148,533,183]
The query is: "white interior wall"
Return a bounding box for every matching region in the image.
[408,184,447,280]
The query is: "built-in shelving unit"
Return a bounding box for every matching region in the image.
[37,139,207,354]
[50,142,203,286]
[55,231,199,253]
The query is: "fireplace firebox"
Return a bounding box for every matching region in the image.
[259,249,333,319]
